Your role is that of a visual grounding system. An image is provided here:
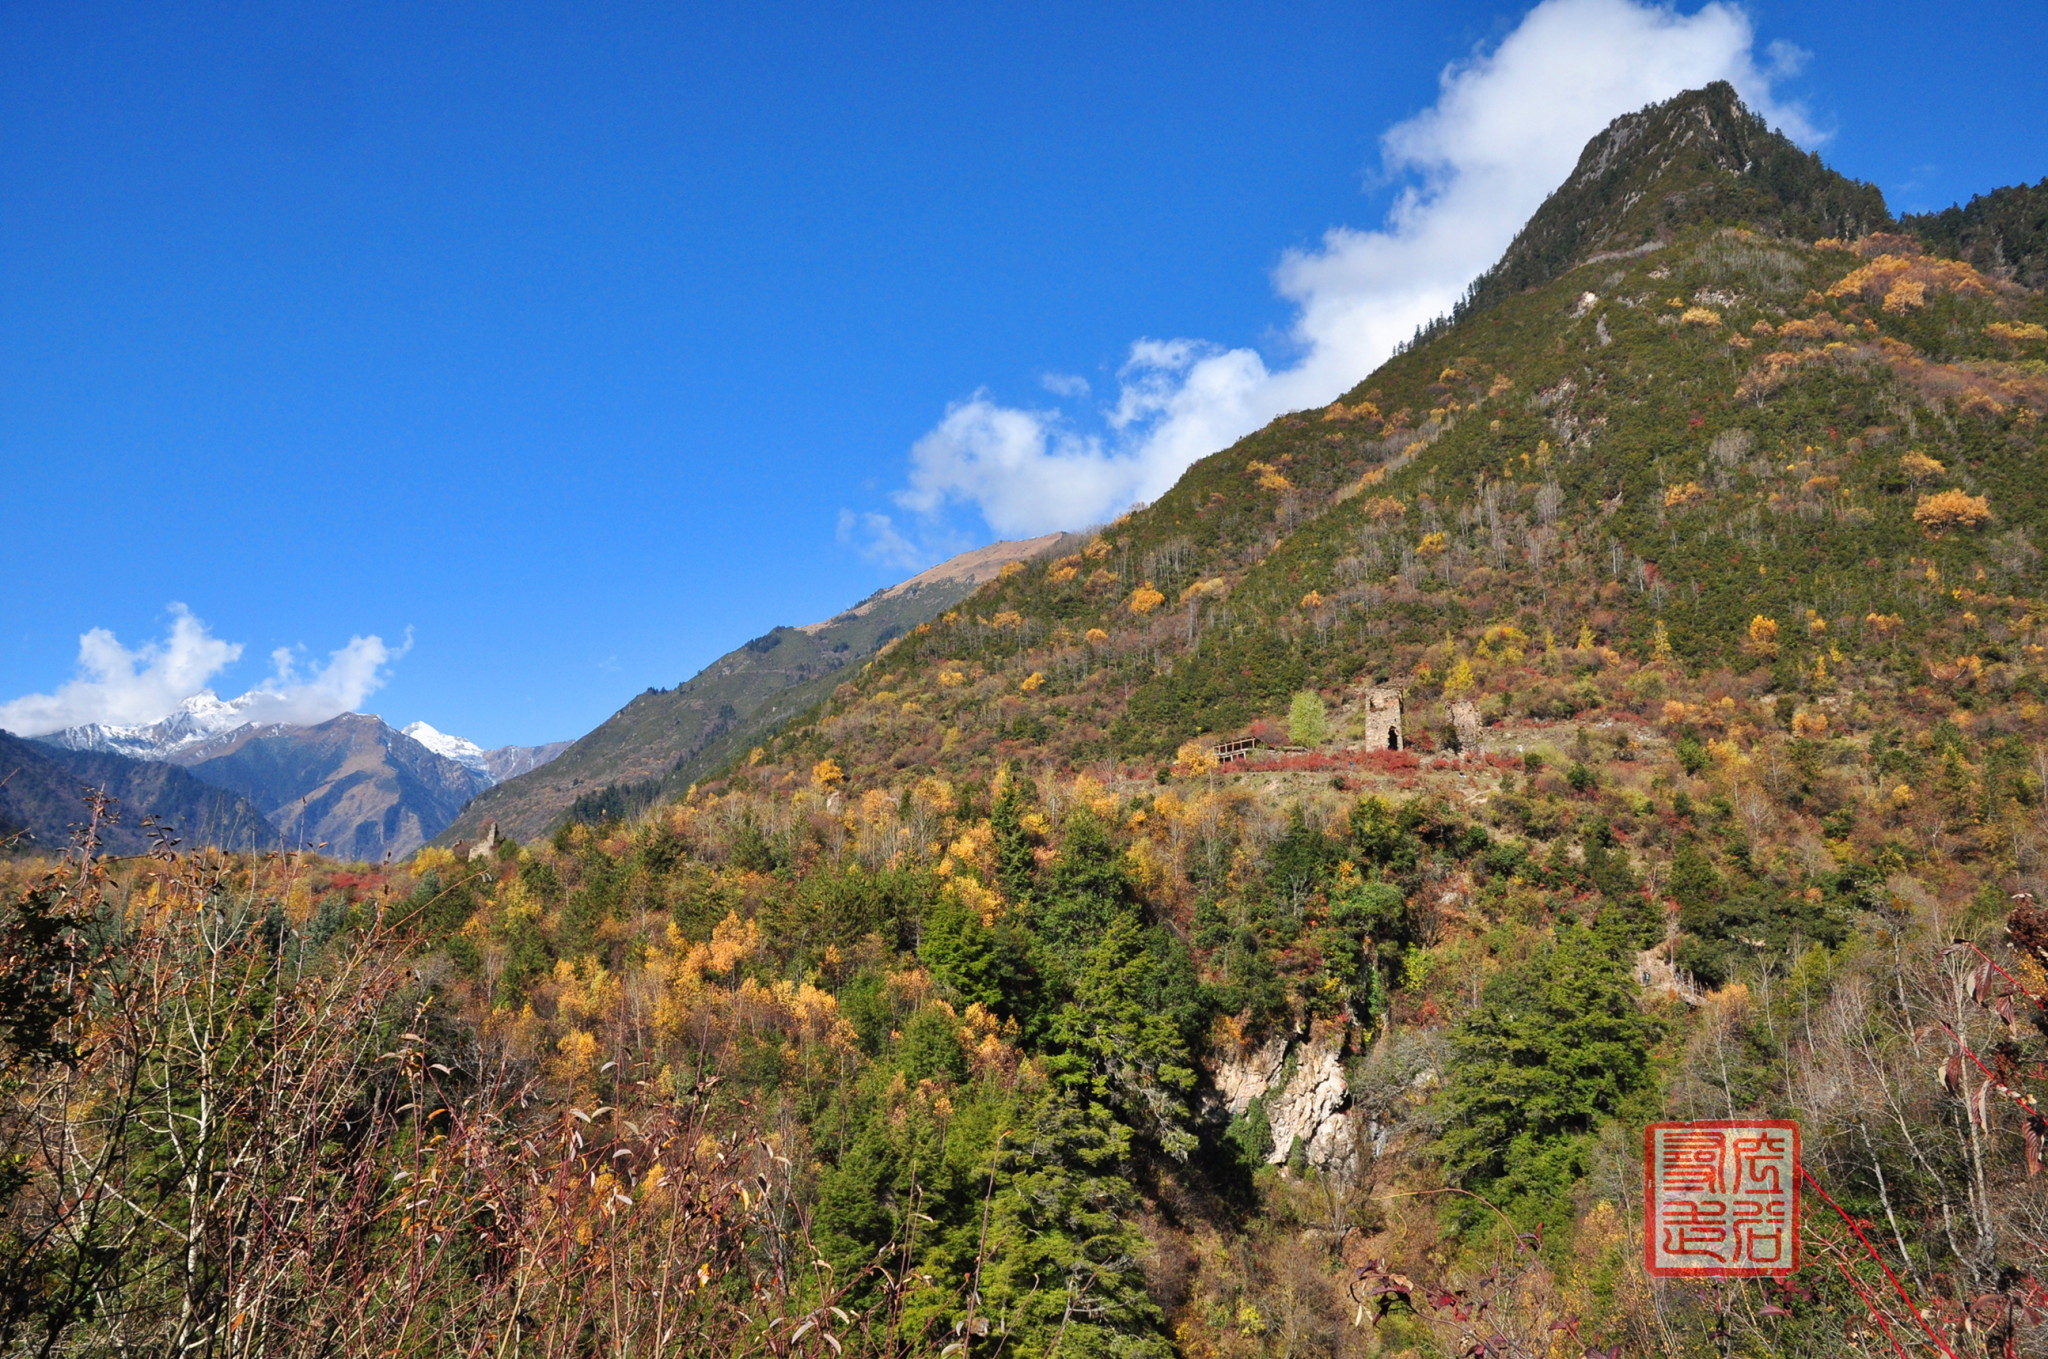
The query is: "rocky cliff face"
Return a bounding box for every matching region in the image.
[1211,1025,1366,1183]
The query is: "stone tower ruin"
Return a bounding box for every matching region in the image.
[1450,699,1483,751]
[1365,686,1404,750]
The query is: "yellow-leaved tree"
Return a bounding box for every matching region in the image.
[1899,450,1945,483]
[1913,490,1992,536]
[1743,615,1781,658]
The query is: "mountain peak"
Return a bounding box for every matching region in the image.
[1451,82,1891,325]
[403,719,490,776]
[797,532,1082,635]
[39,688,267,761]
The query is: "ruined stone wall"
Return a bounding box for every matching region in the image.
[1365,686,1404,751]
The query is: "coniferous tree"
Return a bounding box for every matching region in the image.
[1316,874,1411,1017]
[1048,917,1200,1160]
[1437,926,1660,1228]
[991,773,1039,908]
[812,1112,904,1286]
[1033,808,1137,962]
[922,890,1037,1020]
[977,1089,1170,1359]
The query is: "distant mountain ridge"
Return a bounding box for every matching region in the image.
[437,532,1082,846]
[0,730,277,855]
[9,539,1078,856]
[42,693,560,794]
[41,690,273,763]
[22,698,568,859]
[172,713,480,860]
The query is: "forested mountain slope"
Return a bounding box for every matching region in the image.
[6,86,2046,1359]
[1904,177,2048,291]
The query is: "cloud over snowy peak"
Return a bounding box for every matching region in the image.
[864,0,1816,548]
[0,604,404,740]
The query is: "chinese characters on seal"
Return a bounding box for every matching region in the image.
[1644,1120,1800,1277]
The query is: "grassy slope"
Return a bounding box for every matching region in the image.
[759,146,2045,785]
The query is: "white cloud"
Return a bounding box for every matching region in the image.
[245,631,407,727]
[1764,39,1811,80]
[887,0,1816,540]
[0,605,402,737]
[898,394,1135,539]
[0,606,242,735]
[1039,371,1092,399]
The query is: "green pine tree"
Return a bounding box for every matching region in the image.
[991,773,1039,908]
[978,1088,1171,1359]
[1437,926,1661,1229]
[1033,808,1138,962]
[1047,917,1201,1160]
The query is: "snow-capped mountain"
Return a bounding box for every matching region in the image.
[25,699,568,854]
[40,690,269,762]
[402,721,572,789]
[479,739,572,785]
[402,720,491,779]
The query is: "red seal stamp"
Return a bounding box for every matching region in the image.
[1644,1120,1800,1277]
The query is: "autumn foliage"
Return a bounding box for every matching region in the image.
[1914,488,1994,534]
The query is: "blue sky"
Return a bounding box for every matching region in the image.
[4,0,2045,748]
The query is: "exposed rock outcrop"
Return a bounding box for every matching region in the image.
[1264,1032,1362,1182]
[1635,942,1706,1006]
[1213,1034,1288,1117]
[1209,1025,1365,1183]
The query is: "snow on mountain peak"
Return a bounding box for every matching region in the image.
[401,721,491,777]
[35,697,555,799]
[41,689,268,761]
